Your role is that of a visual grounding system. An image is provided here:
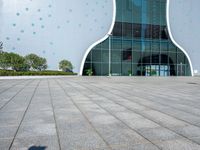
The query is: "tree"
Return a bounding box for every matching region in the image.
[0,52,11,70]
[9,52,27,71]
[25,54,47,71]
[36,57,47,71]
[0,41,3,53]
[59,59,73,72]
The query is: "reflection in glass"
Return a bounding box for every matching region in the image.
[83,0,191,76]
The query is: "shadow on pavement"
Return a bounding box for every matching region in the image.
[28,146,47,150]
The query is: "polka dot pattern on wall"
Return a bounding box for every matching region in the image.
[1,0,113,71]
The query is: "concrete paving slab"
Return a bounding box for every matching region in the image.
[0,77,200,150]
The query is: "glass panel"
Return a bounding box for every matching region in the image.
[122,40,132,50]
[92,50,101,62]
[169,42,177,52]
[85,51,92,62]
[150,65,160,76]
[132,51,142,63]
[112,50,121,63]
[160,65,169,76]
[145,24,152,39]
[132,63,141,76]
[113,22,122,37]
[161,26,168,39]
[122,50,132,62]
[101,39,109,50]
[160,1,166,26]
[177,64,186,76]
[151,0,161,25]
[123,0,132,23]
[160,42,168,52]
[122,63,132,76]
[102,50,109,63]
[93,63,101,76]
[143,41,151,52]
[123,23,132,38]
[151,51,160,64]
[116,0,123,22]
[132,24,141,38]
[111,63,121,76]
[152,42,160,52]
[132,0,142,24]
[133,41,141,51]
[112,38,122,50]
[142,52,151,64]
[170,64,176,76]
[177,52,185,64]
[169,52,177,65]
[101,63,109,76]
[160,52,169,64]
[152,25,160,39]
[132,51,141,64]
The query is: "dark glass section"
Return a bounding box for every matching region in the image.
[83,0,191,76]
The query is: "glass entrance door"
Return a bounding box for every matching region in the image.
[144,65,170,76]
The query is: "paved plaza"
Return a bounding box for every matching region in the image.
[0,77,200,150]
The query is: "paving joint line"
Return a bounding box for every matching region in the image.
[0,79,34,111]
[100,83,200,128]
[47,79,62,150]
[119,83,200,111]
[78,81,200,147]
[55,78,113,150]
[64,79,162,150]
[0,79,27,95]
[8,79,41,150]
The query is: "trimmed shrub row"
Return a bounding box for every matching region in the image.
[0,70,77,76]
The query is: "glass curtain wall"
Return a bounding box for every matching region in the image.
[83,0,191,76]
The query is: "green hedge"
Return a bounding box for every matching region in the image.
[0,70,77,76]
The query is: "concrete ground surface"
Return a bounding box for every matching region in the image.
[0,76,200,150]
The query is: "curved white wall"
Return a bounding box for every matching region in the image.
[0,0,113,73]
[168,0,200,76]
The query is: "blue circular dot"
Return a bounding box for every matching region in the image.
[33,32,36,35]
[20,30,24,33]
[13,23,16,27]
[6,37,10,40]
[41,25,45,28]
[17,38,20,41]
[31,23,35,26]
[25,8,29,11]
[16,13,20,16]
